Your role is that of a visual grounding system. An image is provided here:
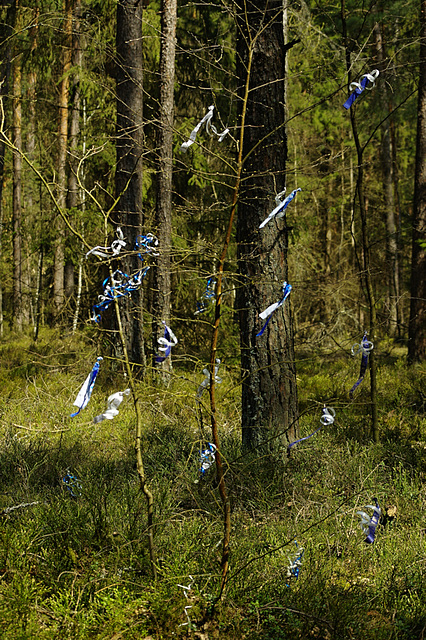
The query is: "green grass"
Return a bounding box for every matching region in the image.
[0,329,425,639]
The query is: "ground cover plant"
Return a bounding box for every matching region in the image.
[0,328,424,639]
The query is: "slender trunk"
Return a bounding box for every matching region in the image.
[53,0,73,318]
[152,0,177,375]
[12,49,23,331]
[115,0,145,368]
[408,0,426,363]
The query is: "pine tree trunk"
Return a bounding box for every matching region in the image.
[152,0,177,374]
[12,48,23,331]
[408,0,426,363]
[115,0,145,368]
[236,0,299,452]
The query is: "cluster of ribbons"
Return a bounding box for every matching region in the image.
[349,332,374,398]
[180,104,229,152]
[357,498,381,544]
[200,442,217,476]
[85,227,126,260]
[155,322,178,364]
[286,541,304,587]
[343,69,380,109]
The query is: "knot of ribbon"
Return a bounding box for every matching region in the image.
[259,188,302,229]
[93,388,131,424]
[286,541,304,586]
[357,497,381,544]
[180,105,229,152]
[343,69,380,109]
[85,227,126,260]
[155,322,178,364]
[196,358,222,399]
[71,356,103,417]
[200,442,217,475]
[134,233,159,262]
[257,281,292,337]
[349,332,374,398]
[194,277,216,315]
[91,269,149,323]
[288,404,335,451]
[63,470,82,497]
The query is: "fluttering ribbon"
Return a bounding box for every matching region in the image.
[180,105,229,152]
[155,321,178,364]
[349,332,374,398]
[357,498,381,544]
[286,541,304,587]
[71,356,103,417]
[196,358,222,399]
[194,277,216,315]
[343,69,380,109]
[91,269,149,323]
[257,281,292,337]
[177,577,193,628]
[63,470,82,497]
[85,227,126,260]
[259,188,302,229]
[288,405,335,452]
[200,442,217,475]
[134,233,159,262]
[93,388,130,424]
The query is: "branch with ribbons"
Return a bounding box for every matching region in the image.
[288,405,335,453]
[155,322,178,364]
[259,188,301,229]
[257,281,292,337]
[349,332,374,398]
[180,104,229,152]
[343,69,379,109]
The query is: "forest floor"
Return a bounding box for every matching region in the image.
[0,327,425,640]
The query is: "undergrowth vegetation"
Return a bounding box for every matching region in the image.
[0,328,425,639]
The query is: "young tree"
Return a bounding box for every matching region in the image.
[115,0,144,367]
[236,0,299,452]
[408,0,426,363]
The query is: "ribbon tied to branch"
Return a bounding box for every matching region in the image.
[180,105,229,152]
[85,227,126,260]
[259,188,302,229]
[349,332,374,398]
[71,356,103,417]
[343,69,380,109]
[194,277,216,315]
[286,541,304,587]
[93,388,131,424]
[196,358,222,399]
[357,497,381,544]
[257,281,292,337]
[288,405,335,452]
[155,322,178,364]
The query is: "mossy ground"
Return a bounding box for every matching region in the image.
[0,328,425,639]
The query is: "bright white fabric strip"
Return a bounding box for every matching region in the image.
[180,105,229,152]
[93,388,131,424]
[86,228,126,260]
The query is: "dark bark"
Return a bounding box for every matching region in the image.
[236,0,299,452]
[408,0,426,363]
[115,0,145,368]
[12,48,23,331]
[152,0,177,373]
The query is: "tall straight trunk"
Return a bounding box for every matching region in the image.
[408,0,426,363]
[115,0,144,368]
[374,21,400,337]
[12,49,23,331]
[152,0,177,373]
[236,0,299,452]
[53,0,73,317]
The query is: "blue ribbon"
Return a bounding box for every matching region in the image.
[194,277,216,315]
[357,498,381,544]
[286,541,304,587]
[70,356,103,417]
[259,188,301,229]
[134,233,159,262]
[200,442,217,475]
[91,268,149,323]
[155,322,178,364]
[256,282,292,337]
[343,70,379,109]
[349,332,374,398]
[63,470,82,497]
[288,405,335,452]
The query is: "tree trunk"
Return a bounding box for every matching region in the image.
[53,0,73,318]
[115,0,145,368]
[236,0,299,452]
[408,0,426,363]
[12,46,23,331]
[152,0,177,374]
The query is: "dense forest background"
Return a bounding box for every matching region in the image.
[0,1,425,639]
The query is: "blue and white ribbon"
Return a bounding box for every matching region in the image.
[91,269,149,323]
[63,470,82,497]
[257,281,292,337]
[180,105,229,152]
[286,541,304,587]
[134,233,159,262]
[200,442,217,475]
[259,188,301,229]
[196,358,222,399]
[288,405,335,451]
[85,227,126,260]
[349,332,374,398]
[93,388,130,424]
[343,69,380,109]
[71,356,103,417]
[155,322,178,364]
[194,277,216,315]
[357,498,381,544]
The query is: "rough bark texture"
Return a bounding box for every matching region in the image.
[12,50,23,331]
[152,0,177,373]
[115,0,145,368]
[236,0,299,452]
[53,0,73,317]
[408,0,426,363]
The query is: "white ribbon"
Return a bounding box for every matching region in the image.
[259,283,292,320]
[86,227,126,260]
[349,69,380,93]
[158,323,178,352]
[320,406,335,426]
[93,388,131,424]
[72,357,103,414]
[196,358,222,399]
[259,188,301,229]
[180,105,229,152]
